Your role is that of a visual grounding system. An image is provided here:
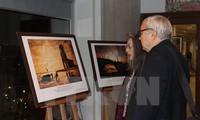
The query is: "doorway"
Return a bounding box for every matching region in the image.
[173,24,197,71]
[173,23,197,117]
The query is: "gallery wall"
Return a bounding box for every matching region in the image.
[73,0,141,119]
[141,0,165,13]
[0,0,72,20]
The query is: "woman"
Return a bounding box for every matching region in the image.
[115,33,145,120]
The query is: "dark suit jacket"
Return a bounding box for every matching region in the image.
[127,39,189,120]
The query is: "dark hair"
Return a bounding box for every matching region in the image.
[126,33,145,75]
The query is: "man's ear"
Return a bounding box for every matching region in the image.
[151,30,157,39]
[151,30,160,44]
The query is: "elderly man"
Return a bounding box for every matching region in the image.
[128,15,189,120]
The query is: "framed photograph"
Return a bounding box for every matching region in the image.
[172,36,183,53]
[88,40,128,88]
[17,32,89,107]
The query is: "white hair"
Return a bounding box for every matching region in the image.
[144,15,172,40]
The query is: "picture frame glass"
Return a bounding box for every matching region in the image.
[17,33,89,107]
[88,41,128,88]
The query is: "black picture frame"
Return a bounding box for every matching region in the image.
[88,40,128,88]
[17,32,89,108]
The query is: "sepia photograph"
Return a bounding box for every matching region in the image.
[17,32,89,107]
[88,40,128,88]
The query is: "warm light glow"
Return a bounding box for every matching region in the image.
[19,98,23,102]
[23,90,26,93]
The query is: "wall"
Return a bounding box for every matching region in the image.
[73,0,140,119]
[72,0,102,119]
[102,0,141,41]
[141,0,165,13]
[0,0,72,19]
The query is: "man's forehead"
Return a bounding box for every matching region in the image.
[141,21,147,28]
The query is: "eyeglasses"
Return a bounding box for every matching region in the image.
[137,28,154,36]
[125,44,133,49]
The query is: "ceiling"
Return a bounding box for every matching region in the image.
[173,24,196,43]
